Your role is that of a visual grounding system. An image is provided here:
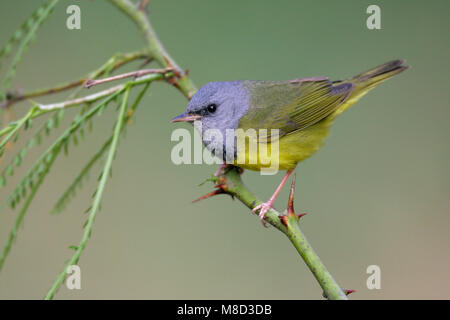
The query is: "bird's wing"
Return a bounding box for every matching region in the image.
[238,78,354,142]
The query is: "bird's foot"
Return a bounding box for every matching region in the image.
[252,201,274,227]
[214,164,244,176]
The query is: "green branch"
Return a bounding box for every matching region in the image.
[1,50,148,108]
[108,0,197,99]
[44,86,132,300]
[0,105,37,155]
[206,168,348,300]
[0,72,167,139]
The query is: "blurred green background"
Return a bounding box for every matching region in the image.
[0,0,449,299]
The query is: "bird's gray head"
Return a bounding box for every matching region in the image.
[172,81,249,131]
[171,81,249,158]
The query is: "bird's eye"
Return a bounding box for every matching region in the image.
[206,104,217,113]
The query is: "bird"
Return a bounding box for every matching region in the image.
[171,60,408,225]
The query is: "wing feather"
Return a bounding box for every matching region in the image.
[239,79,353,142]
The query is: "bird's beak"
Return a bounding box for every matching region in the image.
[170,112,202,123]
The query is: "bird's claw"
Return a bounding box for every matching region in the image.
[252,202,273,227]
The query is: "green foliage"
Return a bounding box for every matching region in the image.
[0,89,127,274]
[0,0,59,100]
[52,136,112,214]
[0,91,122,214]
[0,147,58,270]
[0,106,37,157]
[51,82,150,215]
[44,86,132,300]
[0,109,64,188]
[0,1,158,284]
[0,0,185,300]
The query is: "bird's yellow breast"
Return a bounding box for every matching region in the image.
[233,117,334,171]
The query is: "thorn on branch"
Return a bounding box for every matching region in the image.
[192,176,233,203]
[192,188,226,203]
[279,173,306,227]
[323,288,355,299]
[296,212,307,219]
[344,289,356,296]
[279,215,289,227]
[287,173,296,216]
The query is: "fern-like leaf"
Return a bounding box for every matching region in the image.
[0,105,37,156]
[51,82,151,215]
[0,89,124,213]
[0,147,59,271]
[52,136,112,214]
[0,109,64,189]
[44,86,131,300]
[0,0,59,100]
[0,88,127,272]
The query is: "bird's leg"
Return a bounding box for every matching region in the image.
[214,163,228,176]
[214,163,244,176]
[252,169,293,226]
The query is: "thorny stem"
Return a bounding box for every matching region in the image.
[201,168,348,300]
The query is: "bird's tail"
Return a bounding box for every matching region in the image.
[332,59,409,117]
[351,59,409,90]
